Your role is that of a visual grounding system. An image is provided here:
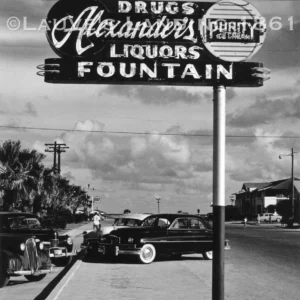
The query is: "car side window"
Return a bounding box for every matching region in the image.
[190,218,205,229]
[157,218,170,228]
[171,218,188,229]
[127,219,136,226]
[142,216,156,227]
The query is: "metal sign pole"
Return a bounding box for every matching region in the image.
[212,85,226,300]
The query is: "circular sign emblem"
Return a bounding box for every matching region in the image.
[200,0,266,62]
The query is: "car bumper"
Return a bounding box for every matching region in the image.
[82,242,142,256]
[48,247,77,258]
[99,244,142,256]
[8,268,52,276]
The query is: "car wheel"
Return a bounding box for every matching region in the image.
[138,244,156,264]
[0,259,9,288]
[202,251,213,260]
[276,218,281,223]
[24,274,47,282]
[52,256,73,267]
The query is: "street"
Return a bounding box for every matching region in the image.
[1,222,299,300]
[225,223,300,300]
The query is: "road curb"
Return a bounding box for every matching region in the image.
[45,257,83,300]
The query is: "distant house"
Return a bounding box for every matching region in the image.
[234,178,300,216]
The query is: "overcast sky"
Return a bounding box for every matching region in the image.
[1,0,300,214]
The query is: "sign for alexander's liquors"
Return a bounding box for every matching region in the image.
[42,0,267,86]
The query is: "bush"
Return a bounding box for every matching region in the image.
[41,207,73,229]
[74,213,88,223]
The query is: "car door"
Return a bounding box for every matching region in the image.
[167,217,195,254]
[189,217,213,253]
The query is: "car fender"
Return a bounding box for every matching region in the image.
[0,249,17,260]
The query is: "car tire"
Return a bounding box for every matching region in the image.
[24,274,47,282]
[138,244,156,264]
[0,259,9,288]
[202,251,213,260]
[276,218,281,223]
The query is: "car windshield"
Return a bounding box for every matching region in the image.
[8,216,43,230]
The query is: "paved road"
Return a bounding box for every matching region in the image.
[225,223,300,300]
[2,221,299,300]
[46,220,213,300]
[46,222,300,300]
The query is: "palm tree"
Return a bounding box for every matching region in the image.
[0,140,45,211]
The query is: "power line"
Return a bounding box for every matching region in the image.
[1,125,300,139]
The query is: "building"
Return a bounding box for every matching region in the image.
[234,178,300,219]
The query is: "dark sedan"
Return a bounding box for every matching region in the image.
[83,213,229,264]
[0,212,76,268]
[0,212,53,288]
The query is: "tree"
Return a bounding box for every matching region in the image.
[0,140,45,211]
[65,184,89,215]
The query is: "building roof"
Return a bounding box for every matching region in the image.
[242,178,300,193]
[242,182,270,192]
[294,181,300,193]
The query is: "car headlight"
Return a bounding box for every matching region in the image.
[20,243,25,251]
[128,237,134,243]
[67,237,73,245]
[39,242,44,250]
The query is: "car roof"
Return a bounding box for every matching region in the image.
[0,212,37,215]
[145,213,202,219]
[115,214,151,220]
[144,213,204,221]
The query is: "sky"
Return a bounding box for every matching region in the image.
[1,0,300,214]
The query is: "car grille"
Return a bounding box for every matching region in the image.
[98,235,120,245]
[24,238,40,273]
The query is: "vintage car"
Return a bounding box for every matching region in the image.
[82,213,230,264]
[81,213,150,257]
[0,212,53,288]
[0,212,76,268]
[259,213,282,223]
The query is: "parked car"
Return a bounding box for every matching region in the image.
[0,212,77,268]
[259,213,282,223]
[0,212,53,288]
[81,213,230,264]
[81,213,150,257]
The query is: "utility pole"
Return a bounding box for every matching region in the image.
[156,197,160,213]
[56,144,69,174]
[279,148,297,222]
[45,142,69,174]
[291,148,294,220]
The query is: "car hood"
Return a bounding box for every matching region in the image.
[101,225,137,236]
[110,226,156,237]
[0,228,56,241]
[85,225,134,238]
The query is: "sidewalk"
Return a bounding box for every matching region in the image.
[47,221,213,300]
[226,220,300,231]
